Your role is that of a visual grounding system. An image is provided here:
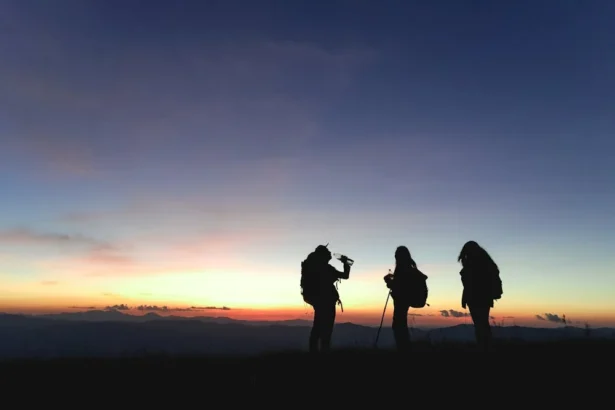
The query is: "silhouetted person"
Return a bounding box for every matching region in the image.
[301,244,351,353]
[458,241,503,352]
[384,246,427,352]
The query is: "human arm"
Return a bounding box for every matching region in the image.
[329,263,350,281]
[460,268,467,308]
[384,273,394,290]
[339,255,351,279]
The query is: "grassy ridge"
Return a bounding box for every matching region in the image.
[3,338,611,367]
[1,340,609,399]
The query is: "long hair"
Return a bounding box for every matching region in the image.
[395,246,417,270]
[458,241,498,272]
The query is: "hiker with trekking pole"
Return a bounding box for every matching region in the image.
[374,246,428,352]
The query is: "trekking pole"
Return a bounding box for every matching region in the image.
[374,291,391,348]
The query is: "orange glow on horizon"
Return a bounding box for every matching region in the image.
[1,301,614,328]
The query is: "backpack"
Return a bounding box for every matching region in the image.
[300,253,344,309]
[407,269,429,308]
[300,253,319,306]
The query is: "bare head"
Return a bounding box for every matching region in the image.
[458,241,480,262]
[395,246,417,269]
[458,240,495,269]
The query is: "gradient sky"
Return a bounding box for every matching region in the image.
[1,0,614,327]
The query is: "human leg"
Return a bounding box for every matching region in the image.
[309,305,322,353]
[319,303,337,352]
[469,304,491,351]
[392,303,410,352]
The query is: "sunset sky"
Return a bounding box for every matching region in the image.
[1,1,614,328]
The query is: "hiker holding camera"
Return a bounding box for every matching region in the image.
[383,246,428,352]
[300,244,352,353]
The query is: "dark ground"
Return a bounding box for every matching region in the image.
[0,339,610,402]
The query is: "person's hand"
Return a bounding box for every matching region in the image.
[383,273,393,283]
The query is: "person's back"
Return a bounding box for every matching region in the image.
[461,258,499,308]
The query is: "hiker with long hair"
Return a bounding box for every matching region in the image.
[383,246,427,352]
[458,240,503,351]
[300,244,351,353]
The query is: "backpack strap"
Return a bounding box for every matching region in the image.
[334,278,344,312]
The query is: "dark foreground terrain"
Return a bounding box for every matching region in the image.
[1,339,611,398]
[4,311,614,359]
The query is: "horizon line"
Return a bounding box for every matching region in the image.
[1,310,610,330]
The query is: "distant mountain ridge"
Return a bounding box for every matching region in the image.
[0,310,613,359]
[35,309,313,326]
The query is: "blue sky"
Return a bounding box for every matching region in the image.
[0,0,614,324]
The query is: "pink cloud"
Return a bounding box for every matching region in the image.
[36,226,284,278]
[0,228,105,248]
[0,228,137,272]
[25,140,99,178]
[83,247,135,266]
